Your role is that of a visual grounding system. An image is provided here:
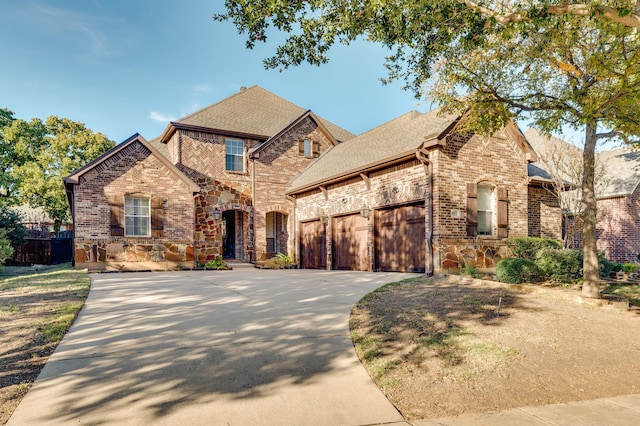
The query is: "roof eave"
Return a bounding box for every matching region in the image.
[286,150,416,195]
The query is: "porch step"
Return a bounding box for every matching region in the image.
[227,262,256,270]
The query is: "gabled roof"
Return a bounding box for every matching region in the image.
[525,128,582,186]
[160,85,355,144]
[63,133,200,193]
[286,109,456,194]
[248,110,338,158]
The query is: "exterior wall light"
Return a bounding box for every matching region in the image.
[320,215,329,225]
[213,208,221,221]
[360,207,372,218]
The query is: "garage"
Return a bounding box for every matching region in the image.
[375,203,426,272]
[300,220,327,269]
[332,213,369,271]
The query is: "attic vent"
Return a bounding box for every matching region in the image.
[240,86,247,91]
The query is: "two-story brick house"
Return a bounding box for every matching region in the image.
[63,86,354,269]
[64,86,563,272]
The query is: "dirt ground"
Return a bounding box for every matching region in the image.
[350,276,640,420]
[0,266,86,425]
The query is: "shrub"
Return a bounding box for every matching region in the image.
[535,248,583,283]
[622,263,638,274]
[598,252,621,278]
[204,256,228,270]
[496,258,542,284]
[275,252,293,267]
[461,265,478,278]
[0,229,13,266]
[0,206,27,247]
[506,237,562,259]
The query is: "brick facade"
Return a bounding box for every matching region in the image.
[430,130,531,271]
[72,140,196,269]
[596,192,640,263]
[252,116,335,261]
[527,186,562,240]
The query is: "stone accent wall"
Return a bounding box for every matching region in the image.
[528,186,562,240]
[178,130,256,263]
[253,116,334,261]
[596,193,640,263]
[72,141,195,269]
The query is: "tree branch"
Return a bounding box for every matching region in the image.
[459,0,640,28]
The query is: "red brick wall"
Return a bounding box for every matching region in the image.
[253,117,334,261]
[597,193,640,263]
[528,186,562,239]
[72,141,195,268]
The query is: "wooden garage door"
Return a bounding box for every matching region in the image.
[376,204,425,272]
[300,220,326,269]
[332,214,369,271]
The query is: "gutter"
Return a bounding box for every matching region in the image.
[415,148,434,276]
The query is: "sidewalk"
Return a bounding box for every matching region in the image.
[413,393,640,426]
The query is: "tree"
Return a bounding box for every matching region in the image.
[0,115,115,229]
[216,1,640,298]
[0,205,27,248]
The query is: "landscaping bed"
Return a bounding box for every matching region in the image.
[350,275,640,420]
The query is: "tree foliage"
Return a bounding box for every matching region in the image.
[0,205,27,248]
[216,0,640,298]
[0,113,115,227]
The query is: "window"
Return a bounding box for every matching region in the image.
[225,138,244,172]
[124,196,150,236]
[299,138,319,158]
[303,138,312,157]
[477,185,494,236]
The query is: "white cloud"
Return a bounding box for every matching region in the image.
[150,111,177,123]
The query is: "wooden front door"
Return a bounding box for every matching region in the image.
[300,220,327,269]
[332,214,369,271]
[376,203,425,272]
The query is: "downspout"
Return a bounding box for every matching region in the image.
[416,149,434,276]
[286,194,297,266]
[251,156,256,262]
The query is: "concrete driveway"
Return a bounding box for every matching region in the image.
[8,269,420,425]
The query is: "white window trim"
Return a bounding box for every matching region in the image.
[477,185,495,237]
[124,196,151,237]
[225,138,245,172]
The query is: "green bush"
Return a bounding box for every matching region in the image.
[622,263,638,274]
[506,237,562,259]
[275,252,293,267]
[496,258,542,284]
[204,256,228,270]
[0,229,14,266]
[535,248,583,283]
[461,265,477,278]
[598,252,621,278]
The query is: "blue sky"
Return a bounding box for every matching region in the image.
[0,0,429,143]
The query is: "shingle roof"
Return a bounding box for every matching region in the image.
[597,147,640,197]
[172,85,355,142]
[287,109,456,193]
[524,128,583,185]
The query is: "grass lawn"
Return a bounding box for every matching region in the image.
[602,283,640,306]
[0,263,90,424]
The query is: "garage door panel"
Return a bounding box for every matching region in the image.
[332,214,368,271]
[375,204,425,273]
[300,220,326,269]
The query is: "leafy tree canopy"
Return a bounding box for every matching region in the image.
[216,0,640,298]
[0,113,115,226]
[0,205,27,248]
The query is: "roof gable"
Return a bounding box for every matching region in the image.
[597,147,640,198]
[287,109,456,193]
[63,133,200,193]
[160,85,355,144]
[248,110,338,159]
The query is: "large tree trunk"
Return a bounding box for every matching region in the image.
[581,123,600,299]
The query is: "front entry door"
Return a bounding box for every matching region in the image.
[222,210,236,258]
